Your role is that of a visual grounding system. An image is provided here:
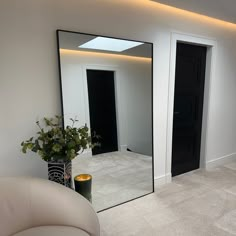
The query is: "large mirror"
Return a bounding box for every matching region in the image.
[57,30,153,211]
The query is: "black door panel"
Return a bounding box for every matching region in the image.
[87,70,118,155]
[172,43,207,176]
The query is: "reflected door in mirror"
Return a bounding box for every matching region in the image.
[87,69,118,155]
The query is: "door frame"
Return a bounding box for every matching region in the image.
[82,64,122,152]
[166,32,217,179]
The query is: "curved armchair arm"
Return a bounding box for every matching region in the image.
[0,177,100,236]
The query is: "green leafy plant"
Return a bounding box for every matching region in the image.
[21,116,98,162]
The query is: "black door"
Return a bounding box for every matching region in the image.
[172,43,207,176]
[87,69,118,155]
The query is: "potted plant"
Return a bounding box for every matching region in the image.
[21,116,97,188]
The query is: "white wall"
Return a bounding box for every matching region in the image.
[1,0,236,180]
[60,51,152,156]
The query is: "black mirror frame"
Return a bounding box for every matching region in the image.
[56,29,154,212]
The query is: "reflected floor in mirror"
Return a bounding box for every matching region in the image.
[72,151,153,211]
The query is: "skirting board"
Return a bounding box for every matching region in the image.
[154,153,236,189]
[154,173,172,189]
[206,152,236,169]
[120,145,128,152]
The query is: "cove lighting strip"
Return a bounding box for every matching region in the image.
[60,49,152,62]
[138,0,236,29]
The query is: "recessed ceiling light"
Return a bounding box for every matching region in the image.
[78,37,144,52]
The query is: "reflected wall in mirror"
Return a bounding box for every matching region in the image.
[57,30,153,212]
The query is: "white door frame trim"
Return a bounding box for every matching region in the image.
[166,32,217,179]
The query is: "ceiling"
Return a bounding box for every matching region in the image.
[151,0,236,24]
[58,31,152,58]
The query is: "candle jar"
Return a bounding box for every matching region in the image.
[74,174,92,202]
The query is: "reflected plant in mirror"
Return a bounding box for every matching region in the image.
[57,29,153,212]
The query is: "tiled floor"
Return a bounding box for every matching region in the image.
[98,160,236,235]
[72,151,153,211]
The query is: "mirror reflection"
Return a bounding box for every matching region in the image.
[57,30,153,211]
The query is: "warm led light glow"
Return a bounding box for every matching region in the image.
[74,174,92,182]
[128,0,236,29]
[79,37,144,52]
[60,49,152,62]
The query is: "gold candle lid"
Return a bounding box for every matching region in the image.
[74,174,92,181]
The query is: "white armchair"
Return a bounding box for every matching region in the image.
[0,177,100,236]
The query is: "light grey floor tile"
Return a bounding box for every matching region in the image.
[172,189,236,221]
[224,185,236,196]
[99,203,150,235]
[143,207,180,230]
[224,161,236,171]
[215,209,236,235]
[152,215,234,236]
[131,193,169,215]
[98,161,236,235]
